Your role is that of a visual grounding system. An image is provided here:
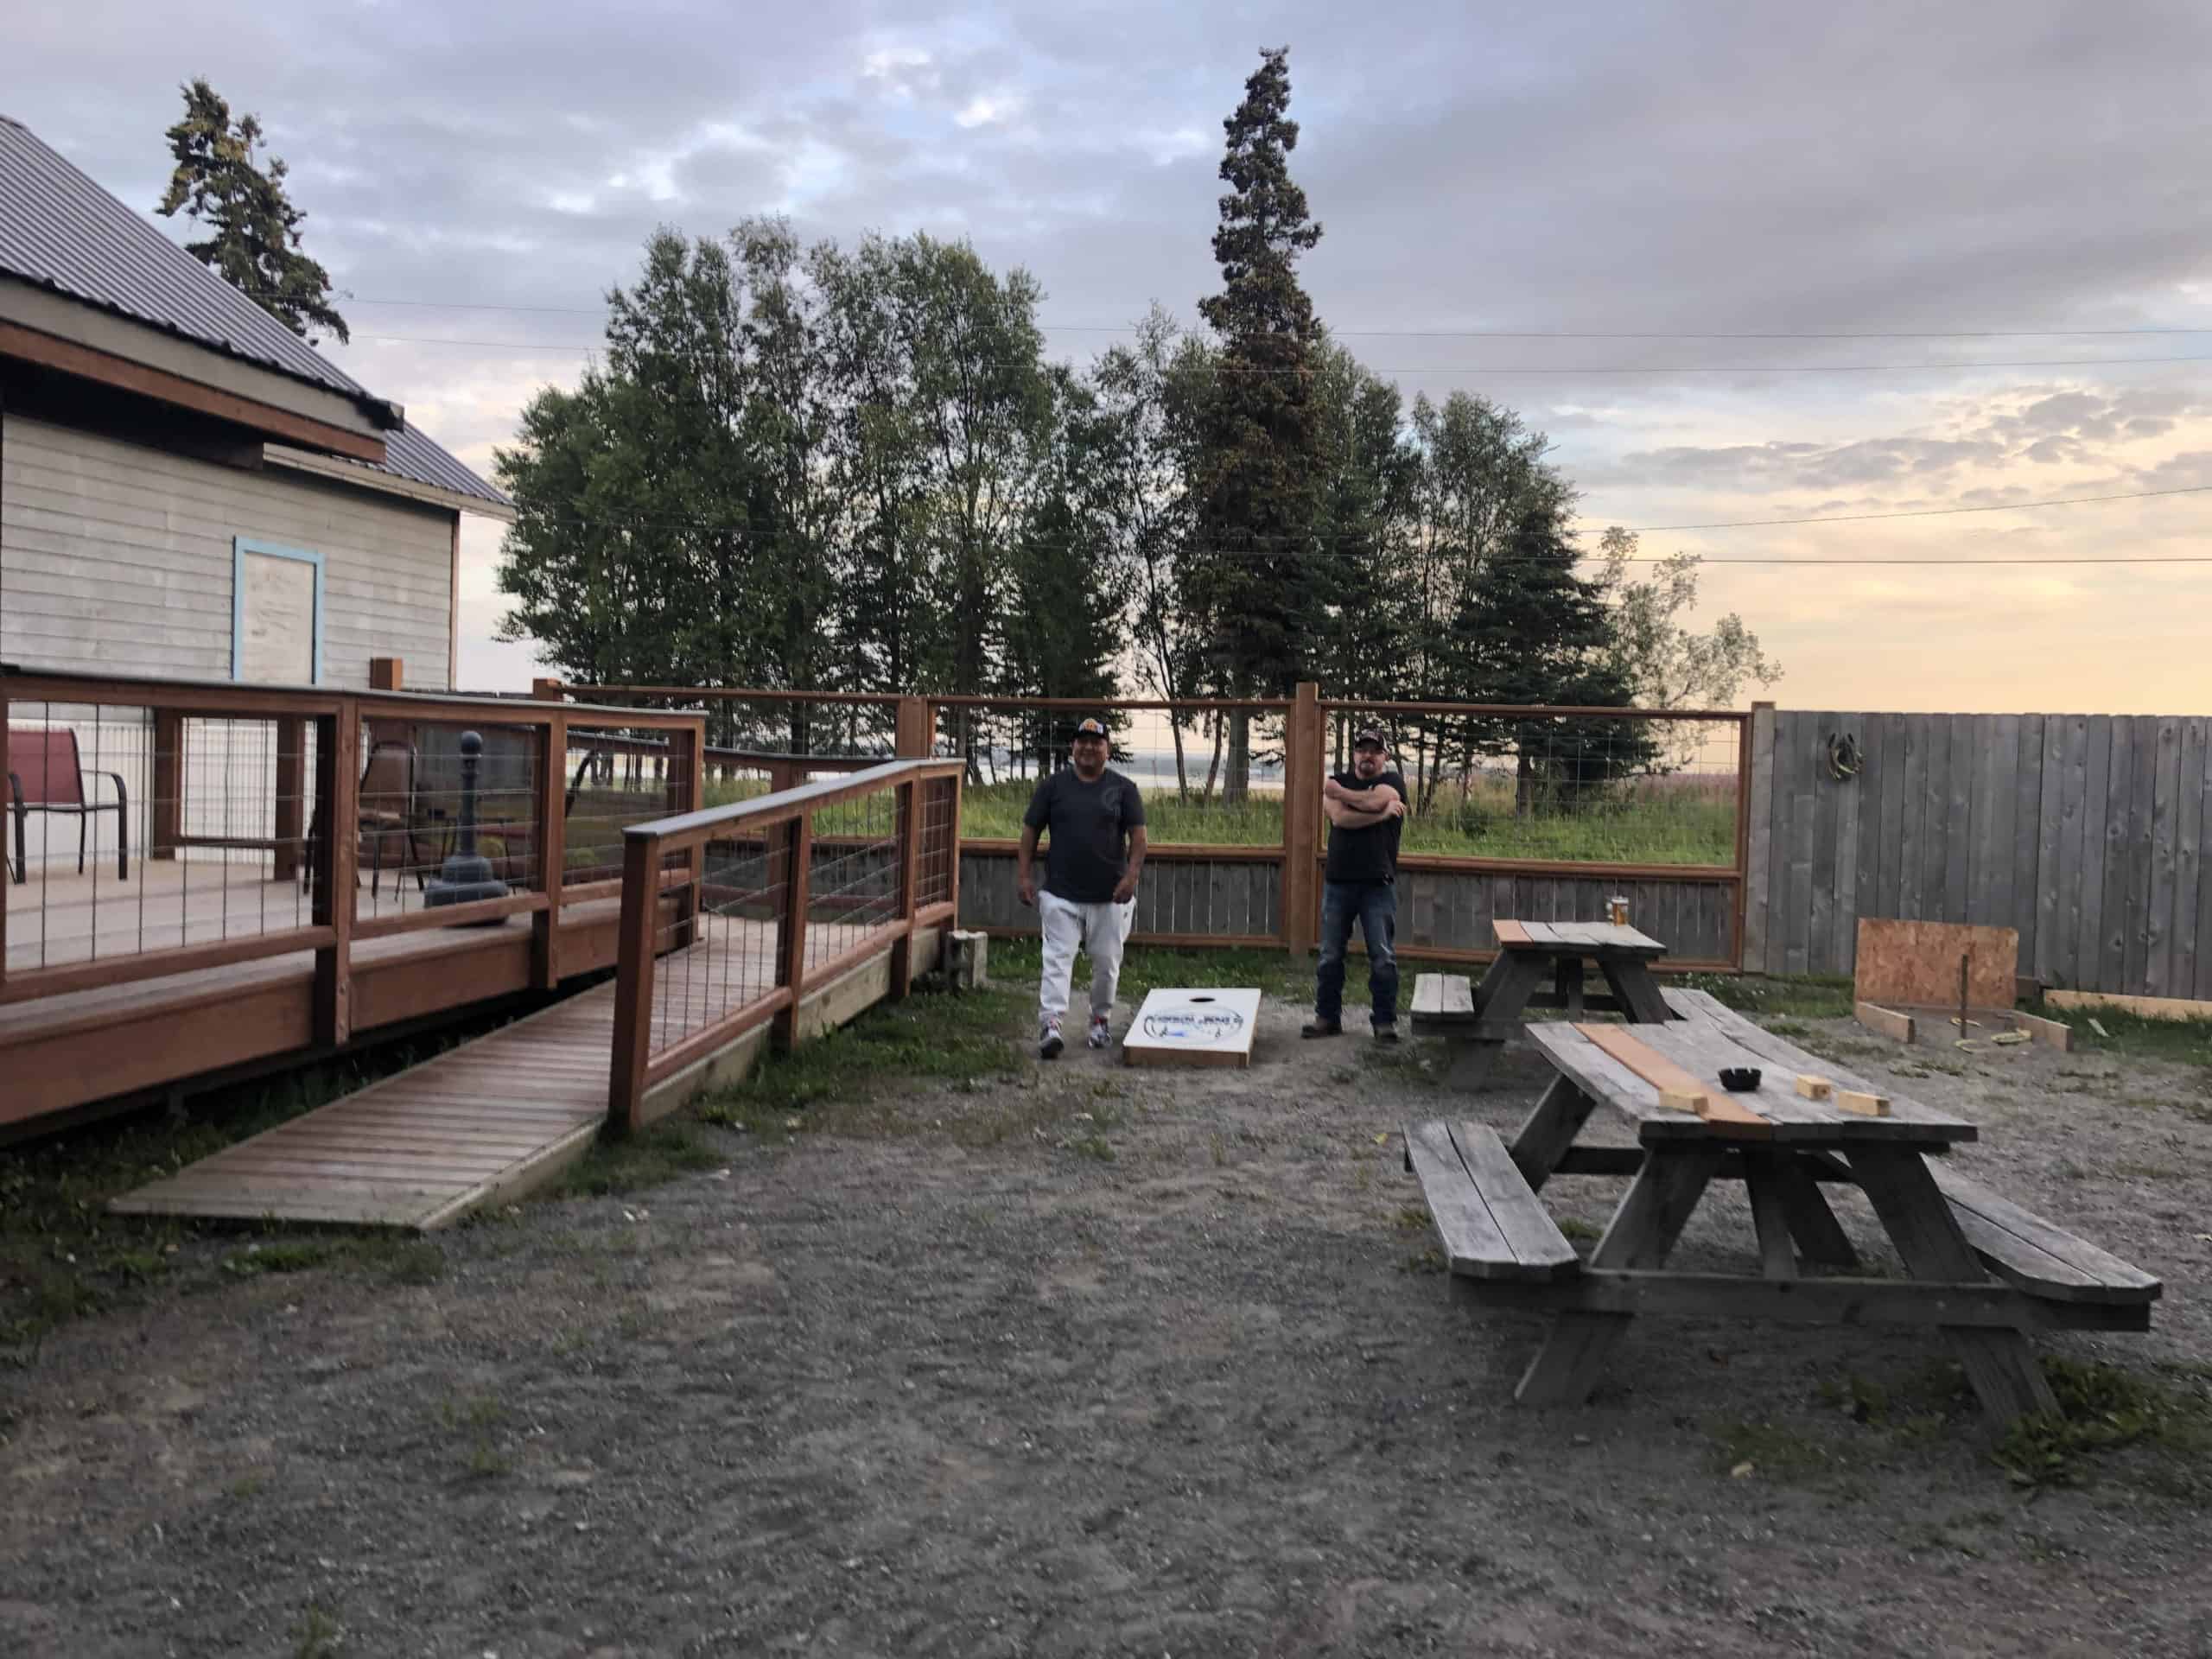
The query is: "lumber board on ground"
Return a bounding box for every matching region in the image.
[2046,989,2212,1024]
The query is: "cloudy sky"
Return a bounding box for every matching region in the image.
[13,0,2212,711]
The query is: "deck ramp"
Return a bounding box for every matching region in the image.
[112,985,621,1230]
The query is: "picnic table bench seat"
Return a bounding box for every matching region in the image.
[1929,1162,2162,1307]
[1403,1119,1580,1281]
[1661,986,2162,1308]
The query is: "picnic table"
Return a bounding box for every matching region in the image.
[1404,988,2160,1425]
[1409,919,1672,1085]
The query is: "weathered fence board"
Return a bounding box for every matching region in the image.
[955,849,1735,966]
[1746,709,2212,996]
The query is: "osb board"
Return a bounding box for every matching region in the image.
[1854,919,2018,1010]
[1123,987,1261,1069]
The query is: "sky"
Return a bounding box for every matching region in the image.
[10,0,2212,713]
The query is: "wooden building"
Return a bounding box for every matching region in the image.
[0,111,511,690]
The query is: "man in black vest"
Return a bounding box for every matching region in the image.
[1303,727,1408,1041]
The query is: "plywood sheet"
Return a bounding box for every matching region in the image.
[1122,987,1261,1069]
[1853,918,2018,1009]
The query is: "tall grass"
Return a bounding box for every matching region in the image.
[960,772,1737,866]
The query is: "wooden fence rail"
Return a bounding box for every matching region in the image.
[556,681,1756,971]
[607,756,963,1129]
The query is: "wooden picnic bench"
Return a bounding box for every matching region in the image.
[1409,919,1672,1085]
[1403,986,2159,1426]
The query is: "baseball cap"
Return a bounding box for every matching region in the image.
[1073,717,1109,740]
[1352,727,1388,750]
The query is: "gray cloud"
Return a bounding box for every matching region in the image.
[12,0,2212,706]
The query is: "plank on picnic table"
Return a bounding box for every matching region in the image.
[1524,1019,1976,1145]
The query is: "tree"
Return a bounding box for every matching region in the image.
[1306,336,1414,758]
[1396,391,1566,804]
[1002,366,1123,766]
[156,79,349,346]
[1597,527,1784,709]
[495,229,777,731]
[1089,308,1205,794]
[1452,497,1654,815]
[1188,46,1326,802]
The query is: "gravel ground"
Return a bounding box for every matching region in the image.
[4,993,2211,1656]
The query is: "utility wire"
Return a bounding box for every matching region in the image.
[496,481,2212,553]
[338,331,2212,376]
[276,289,2212,342]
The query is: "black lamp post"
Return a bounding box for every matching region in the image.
[424,730,511,908]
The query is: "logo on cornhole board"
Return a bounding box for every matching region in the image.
[1125,988,1262,1069]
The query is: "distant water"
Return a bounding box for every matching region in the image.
[979,747,1287,795]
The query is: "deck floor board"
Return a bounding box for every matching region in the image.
[110,914,881,1230]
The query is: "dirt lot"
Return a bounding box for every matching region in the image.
[5,957,2212,1656]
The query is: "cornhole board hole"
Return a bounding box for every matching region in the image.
[1123,988,1262,1069]
[1851,918,2070,1052]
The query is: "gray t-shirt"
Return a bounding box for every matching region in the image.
[1023,766,1146,904]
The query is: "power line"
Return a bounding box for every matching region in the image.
[341,330,2212,377]
[307,291,2212,342]
[496,481,2212,556]
[1613,483,2212,532]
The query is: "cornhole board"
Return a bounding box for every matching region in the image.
[1123,988,1262,1069]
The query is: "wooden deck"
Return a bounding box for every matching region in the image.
[1,893,639,1132]
[109,916,881,1230]
[7,859,440,974]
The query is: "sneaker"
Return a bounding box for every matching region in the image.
[1087,1014,1112,1050]
[1372,1022,1401,1045]
[1300,1019,1344,1039]
[1039,1020,1065,1060]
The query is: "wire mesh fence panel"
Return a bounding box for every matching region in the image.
[648,828,791,1058]
[609,759,964,1119]
[804,788,904,976]
[562,727,693,888]
[917,776,958,908]
[1324,704,1745,867]
[349,718,547,918]
[938,702,1292,848]
[4,699,320,975]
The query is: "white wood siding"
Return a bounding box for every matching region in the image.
[1,412,454,687]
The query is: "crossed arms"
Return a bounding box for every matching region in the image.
[1323,775,1406,828]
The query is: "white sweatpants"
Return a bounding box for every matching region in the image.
[1038,890,1136,1027]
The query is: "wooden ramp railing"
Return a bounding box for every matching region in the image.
[608,757,964,1129]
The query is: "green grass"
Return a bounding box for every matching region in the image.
[957,773,1738,865]
[0,1013,521,1363]
[700,976,1030,1135]
[2044,1004,2212,1072]
[1679,972,1857,1020]
[1993,1357,2212,1495]
[551,1124,725,1198]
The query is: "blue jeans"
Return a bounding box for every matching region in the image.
[1316,880,1399,1027]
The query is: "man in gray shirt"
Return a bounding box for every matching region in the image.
[1017,717,1148,1058]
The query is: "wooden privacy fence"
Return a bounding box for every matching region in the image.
[1745,708,2212,999]
[557,681,1752,973]
[607,756,963,1128]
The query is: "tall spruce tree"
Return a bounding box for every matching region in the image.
[156,79,349,346]
[1189,46,1325,801]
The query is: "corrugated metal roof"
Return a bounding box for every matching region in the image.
[0,113,509,511]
